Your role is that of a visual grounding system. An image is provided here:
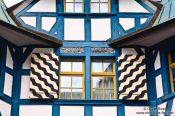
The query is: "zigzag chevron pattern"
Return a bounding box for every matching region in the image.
[30,53,59,99]
[118,54,148,100]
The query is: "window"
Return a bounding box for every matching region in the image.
[90,0,110,13]
[60,59,84,99]
[64,18,85,41]
[168,51,175,92]
[64,0,84,13]
[91,59,116,100]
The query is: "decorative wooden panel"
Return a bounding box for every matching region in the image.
[118,54,148,100]
[30,53,59,99]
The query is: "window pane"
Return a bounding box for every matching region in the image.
[91,3,99,13]
[61,76,71,87]
[61,62,71,72]
[93,89,103,100]
[172,68,175,80]
[100,3,108,12]
[65,3,74,12]
[72,89,82,99]
[170,51,175,63]
[104,90,114,100]
[60,89,71,99]
[103,62,113,72]
[92,62,102,72]
[72,62,83,72]
[104,77,114,89]
[75,3,83,12]
[93,77,103,88]
[72,76,83,88]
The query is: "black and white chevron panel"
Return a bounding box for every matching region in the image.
[118,54,148,100]
[30,53,59,99]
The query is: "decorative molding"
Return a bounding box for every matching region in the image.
[91,48,115,54]
[60,47,84,54]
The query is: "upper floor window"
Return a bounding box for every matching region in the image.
[60,59,84,99]
[64,0,84,13]
[91,59,116,100]
[168,51,175,93]
[90,0,110,13]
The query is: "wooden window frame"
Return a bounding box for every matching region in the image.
[91,60,116,100]
[168,53,175,93]
[64,0,84,13]
[59,60,85,99]
[90,0,111,13]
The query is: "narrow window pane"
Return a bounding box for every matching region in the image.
[100,3,108,12]
[65,3,74,12]
[61,62,71,72]
[93,89,103,100]
[100,0,108,2]
[72,62,83,72]
[72,76,83,88]
[170,51,175,63]
[92,62,102,72]
[72,89,82,99]
[104,77,114,89]
[93,77,103,88]
[104,90,114,100]
[60,89,71,99]
[103,62,113,72]
[75,3,83,12]
[61,76,71,87]
[91,3,99,13]
[172,68,175,80]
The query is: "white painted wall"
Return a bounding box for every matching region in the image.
[171,99,175,116]
[119,0,149,13]
[60,106,84,116]
[0,100,11,116]
[19,105,52,116]
[6,46,13,69]
[20,76,30,99]
[121,48,139,55]
[93,107,117,116]
[119,18,135,30]
[27,0,56,12]
[154,52,161,70]
[22,48,54,69]
[156,75,164,98]
[158,102,167,116]
[125,106,149,116]
[3,73,13,97]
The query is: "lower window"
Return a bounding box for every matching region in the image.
[168,52,175,92]
[91,59,116,100]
